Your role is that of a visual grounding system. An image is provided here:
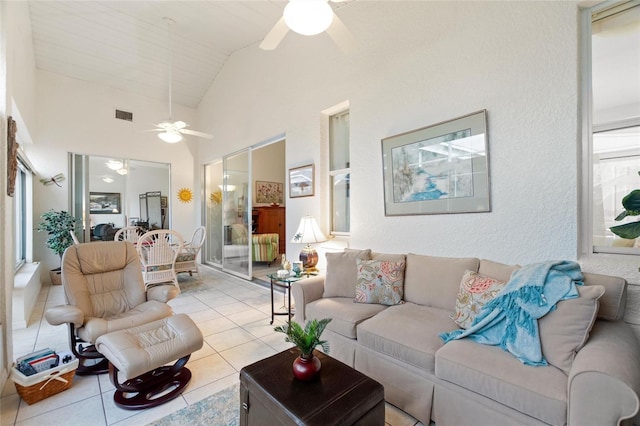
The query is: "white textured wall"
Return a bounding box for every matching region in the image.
[197,0,640,339]
[26,71,199,272]
[197,1,580,263]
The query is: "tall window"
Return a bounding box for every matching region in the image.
[329,110,350,234]
[589,1,640,254]
[14,159,29,269]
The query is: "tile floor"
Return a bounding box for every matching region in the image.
[1,266,423,426]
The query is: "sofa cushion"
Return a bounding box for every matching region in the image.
[323,249,372,298]
[357,303,458,373]
[435,338,568,425]
[582,272,626,321]
[306,297,386,339]
[478,259,519,282]
[539,284,605,375]
[371,252,407,262]
[355,259,406,305]
[451,270,506,329]
[404,254,479,309]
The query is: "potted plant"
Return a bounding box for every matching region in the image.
[274,318,332,381]
[37,210,80,285]
[610,171,640,241]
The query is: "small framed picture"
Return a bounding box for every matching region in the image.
[160,196,168,208]
[289,164,314,198]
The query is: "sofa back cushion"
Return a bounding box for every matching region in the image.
[539,284,605,374]
[581,272,626,321]
[404,253,479,309]
[323,249,372,298]
[478,259,519,282]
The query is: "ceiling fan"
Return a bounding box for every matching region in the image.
[151,18,212,143]
[260,0,356,52]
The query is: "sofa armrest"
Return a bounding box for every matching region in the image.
[292,275,325,324]
[45,305,84,327]
[568,320,640,426]
[146,284,179,303]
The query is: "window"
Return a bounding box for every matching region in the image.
[329,110,350,234]
[14,159,29,269]
[587,1,640,254]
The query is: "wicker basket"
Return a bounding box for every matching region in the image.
[11,359,79,405]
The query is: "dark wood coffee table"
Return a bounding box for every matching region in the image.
[239,348,385,425]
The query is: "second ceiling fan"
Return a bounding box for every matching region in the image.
[260,0,356,52]
[152,17,213,143]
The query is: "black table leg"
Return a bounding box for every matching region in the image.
[270,278,275,325]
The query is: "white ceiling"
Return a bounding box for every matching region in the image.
[28,0,292,109]
[27,1,638,117]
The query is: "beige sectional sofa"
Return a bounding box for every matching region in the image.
[292,249,640,426]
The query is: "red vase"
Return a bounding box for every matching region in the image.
[292,355,321,381]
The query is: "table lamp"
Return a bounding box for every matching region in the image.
[291,216,327,274]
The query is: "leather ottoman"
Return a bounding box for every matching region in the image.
[240,348,385,425]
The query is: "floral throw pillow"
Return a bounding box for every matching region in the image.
[355,259,406,306]
[451,270,507,329]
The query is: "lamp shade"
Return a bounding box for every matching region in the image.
[283,0,333,36]
[291,216,327,244]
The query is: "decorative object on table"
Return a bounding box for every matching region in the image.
[89,192,121,214]
[292,261,303,277]
[291,215,327,274]
[39,173,65,187]
[256,181,284,204]
[289,164,314,198]
[610,171,640,241]
[37,210,80,285]
[381,110,490,216]
[274,318,332,381]
[281,254,291,272]
[177,187,193,203]
[7,116,18,197]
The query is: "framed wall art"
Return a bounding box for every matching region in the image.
[289,164,314,198]
[89,192,122,214]
[7,116,18,197]
[256,181,284,204]
[381,110,490,216]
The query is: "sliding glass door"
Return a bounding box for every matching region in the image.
[222,149,252,279]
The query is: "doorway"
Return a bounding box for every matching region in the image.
[203,137,286,282]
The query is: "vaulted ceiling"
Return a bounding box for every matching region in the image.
[27,1,292,109]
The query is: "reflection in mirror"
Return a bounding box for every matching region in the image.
[70,154,171,242]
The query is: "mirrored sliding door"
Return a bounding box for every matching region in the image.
[222,149,252,279]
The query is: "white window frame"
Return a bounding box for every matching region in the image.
[581,0,640,256]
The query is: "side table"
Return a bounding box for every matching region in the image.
[267,273,302,325]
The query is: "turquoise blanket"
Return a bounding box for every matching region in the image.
[439,261,583,366]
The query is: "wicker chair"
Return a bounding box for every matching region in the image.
[113,226,144,243]
[137,229,183,291]
[175,226,206,280]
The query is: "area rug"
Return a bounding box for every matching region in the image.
[147,383,239,426]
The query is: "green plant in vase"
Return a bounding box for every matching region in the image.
[610,171,640,241]
[37,210,80,284]
[274,318,332,381]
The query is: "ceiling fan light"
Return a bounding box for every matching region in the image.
[158,130,183,143]
[284,0,333,36]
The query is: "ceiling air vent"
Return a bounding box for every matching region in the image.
[115,109,133,122]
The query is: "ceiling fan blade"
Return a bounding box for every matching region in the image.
[326,13,357,53]
[180,129,213,139]
[260,17,289,50]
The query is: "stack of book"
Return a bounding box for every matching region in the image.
[16,348,74,376]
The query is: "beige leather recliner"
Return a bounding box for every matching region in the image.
[45,241,178,375]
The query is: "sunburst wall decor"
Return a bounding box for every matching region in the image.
[177,188,193,203]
